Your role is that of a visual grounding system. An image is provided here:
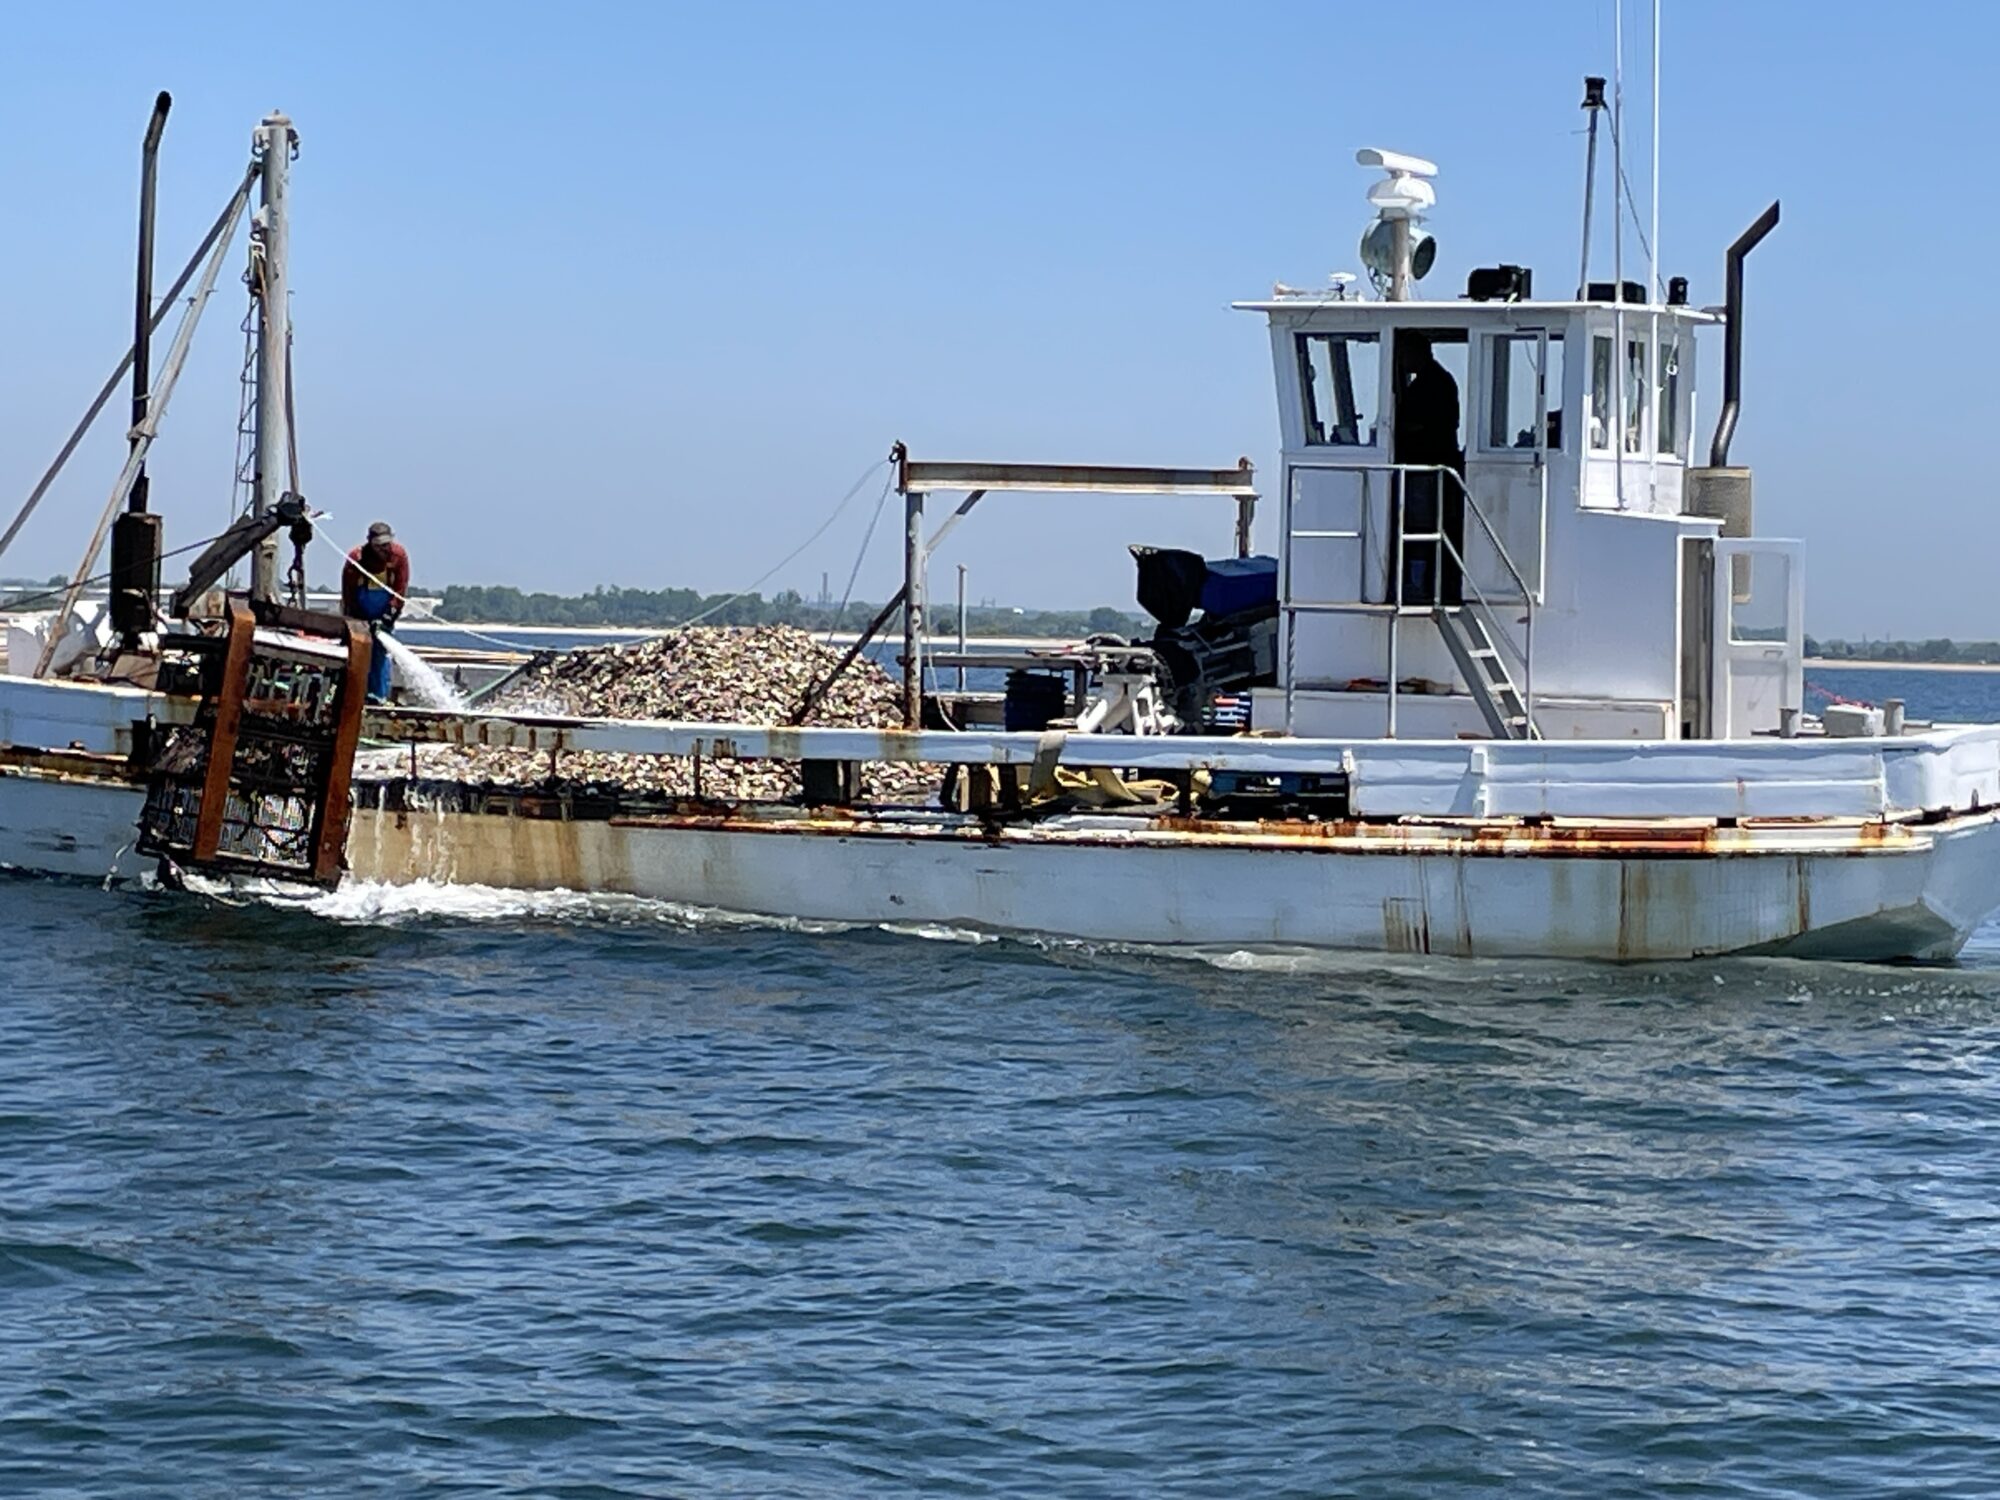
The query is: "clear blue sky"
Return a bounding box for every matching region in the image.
[0,1,1989,636]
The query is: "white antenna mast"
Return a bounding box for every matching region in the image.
[1612,0,1626,509]
[1648,0,1662,502]
[249,111,295,602]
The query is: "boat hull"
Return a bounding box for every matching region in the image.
[345,797,2000,963]
[7,760,2000,963]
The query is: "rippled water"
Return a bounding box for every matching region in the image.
[6,877,2000,1495]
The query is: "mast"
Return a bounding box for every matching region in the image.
[1576,76,1606,298]
[249,111,295,603]
[1648,0,1662,502]
[1612,0,1626,509]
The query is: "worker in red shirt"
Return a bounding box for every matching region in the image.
[342,521,411,703]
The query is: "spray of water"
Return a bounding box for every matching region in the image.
[377,631,468,711]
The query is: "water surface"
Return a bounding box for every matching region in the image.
[4,873,2000,1496]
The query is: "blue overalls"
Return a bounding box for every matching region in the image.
[352,585,396,702]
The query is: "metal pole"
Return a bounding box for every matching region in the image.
[1649,0,1661,501]
[1612,2,1626,509]
[1235,494,1256,558]
[955,563,967,693]
[0,163,258,566]
[1281,464,1296,734]
[1577,77,1606,298]
[1389,217,1412,302]
[250,111,295,602]
[902,488,925,728]
[1525,610,1534,734]
[130,92,170,517]
[1388,473,1402,738]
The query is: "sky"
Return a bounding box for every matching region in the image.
[0,0,1993,637]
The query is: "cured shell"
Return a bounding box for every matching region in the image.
[407,625,938,803]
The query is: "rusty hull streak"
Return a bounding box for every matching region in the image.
[0,738,1951,862]
[0,745,145,785]
[606,807,1934,858]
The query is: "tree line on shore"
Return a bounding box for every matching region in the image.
[7,570,1993,660]
[435,583,1146,639]
[1806,638,2000,665]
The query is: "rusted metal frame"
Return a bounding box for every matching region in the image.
[308,620,373,883]
[191,605,258,861]
[899,460,1256,497]
[790,585,906,725]
[249,599,352,637]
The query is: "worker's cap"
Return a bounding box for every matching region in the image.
[367,521,394,542]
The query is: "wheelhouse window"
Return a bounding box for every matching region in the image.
[1623,337,1649,453]
[1656,332,1685,458]
[1486,332,1564,451]
[1591,332,1653,452]
[1589,334,1613,449]
[1297,332,1380,446]
[1729,551,1791,643]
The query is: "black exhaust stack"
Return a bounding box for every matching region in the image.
[111,91,171,647]
[1707,200,1780,468]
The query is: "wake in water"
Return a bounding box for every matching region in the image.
[298,877,859,936]
[191,873,2000,1003]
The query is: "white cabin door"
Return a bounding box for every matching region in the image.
[1464,328,1556,601]
[1711,539,1802,738]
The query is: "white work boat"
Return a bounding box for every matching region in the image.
[5,93,2000,962]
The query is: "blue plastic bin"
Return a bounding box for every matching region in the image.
[1198,555,1278,618]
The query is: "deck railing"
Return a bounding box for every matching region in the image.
[1278,459,1541,737]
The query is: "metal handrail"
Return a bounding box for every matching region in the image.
[1396,463,1534,606]
[1278,458,1538,736]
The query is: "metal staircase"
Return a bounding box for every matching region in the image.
[1433,605,1539,739]
[1277,460,1543,739]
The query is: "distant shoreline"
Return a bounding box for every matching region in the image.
[401,634,2000,673]
[1808,658,2000,675]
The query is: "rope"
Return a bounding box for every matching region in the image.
[306,526,535,655]
[1806,679,1876,710]
[647,457,889,634]
[310,455,894,658]
[823,470,894,643]
[0,528,245,615]
[0,163,260,567]
[1604,111,1663,298]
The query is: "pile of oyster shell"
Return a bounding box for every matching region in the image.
[404,625,938,804]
